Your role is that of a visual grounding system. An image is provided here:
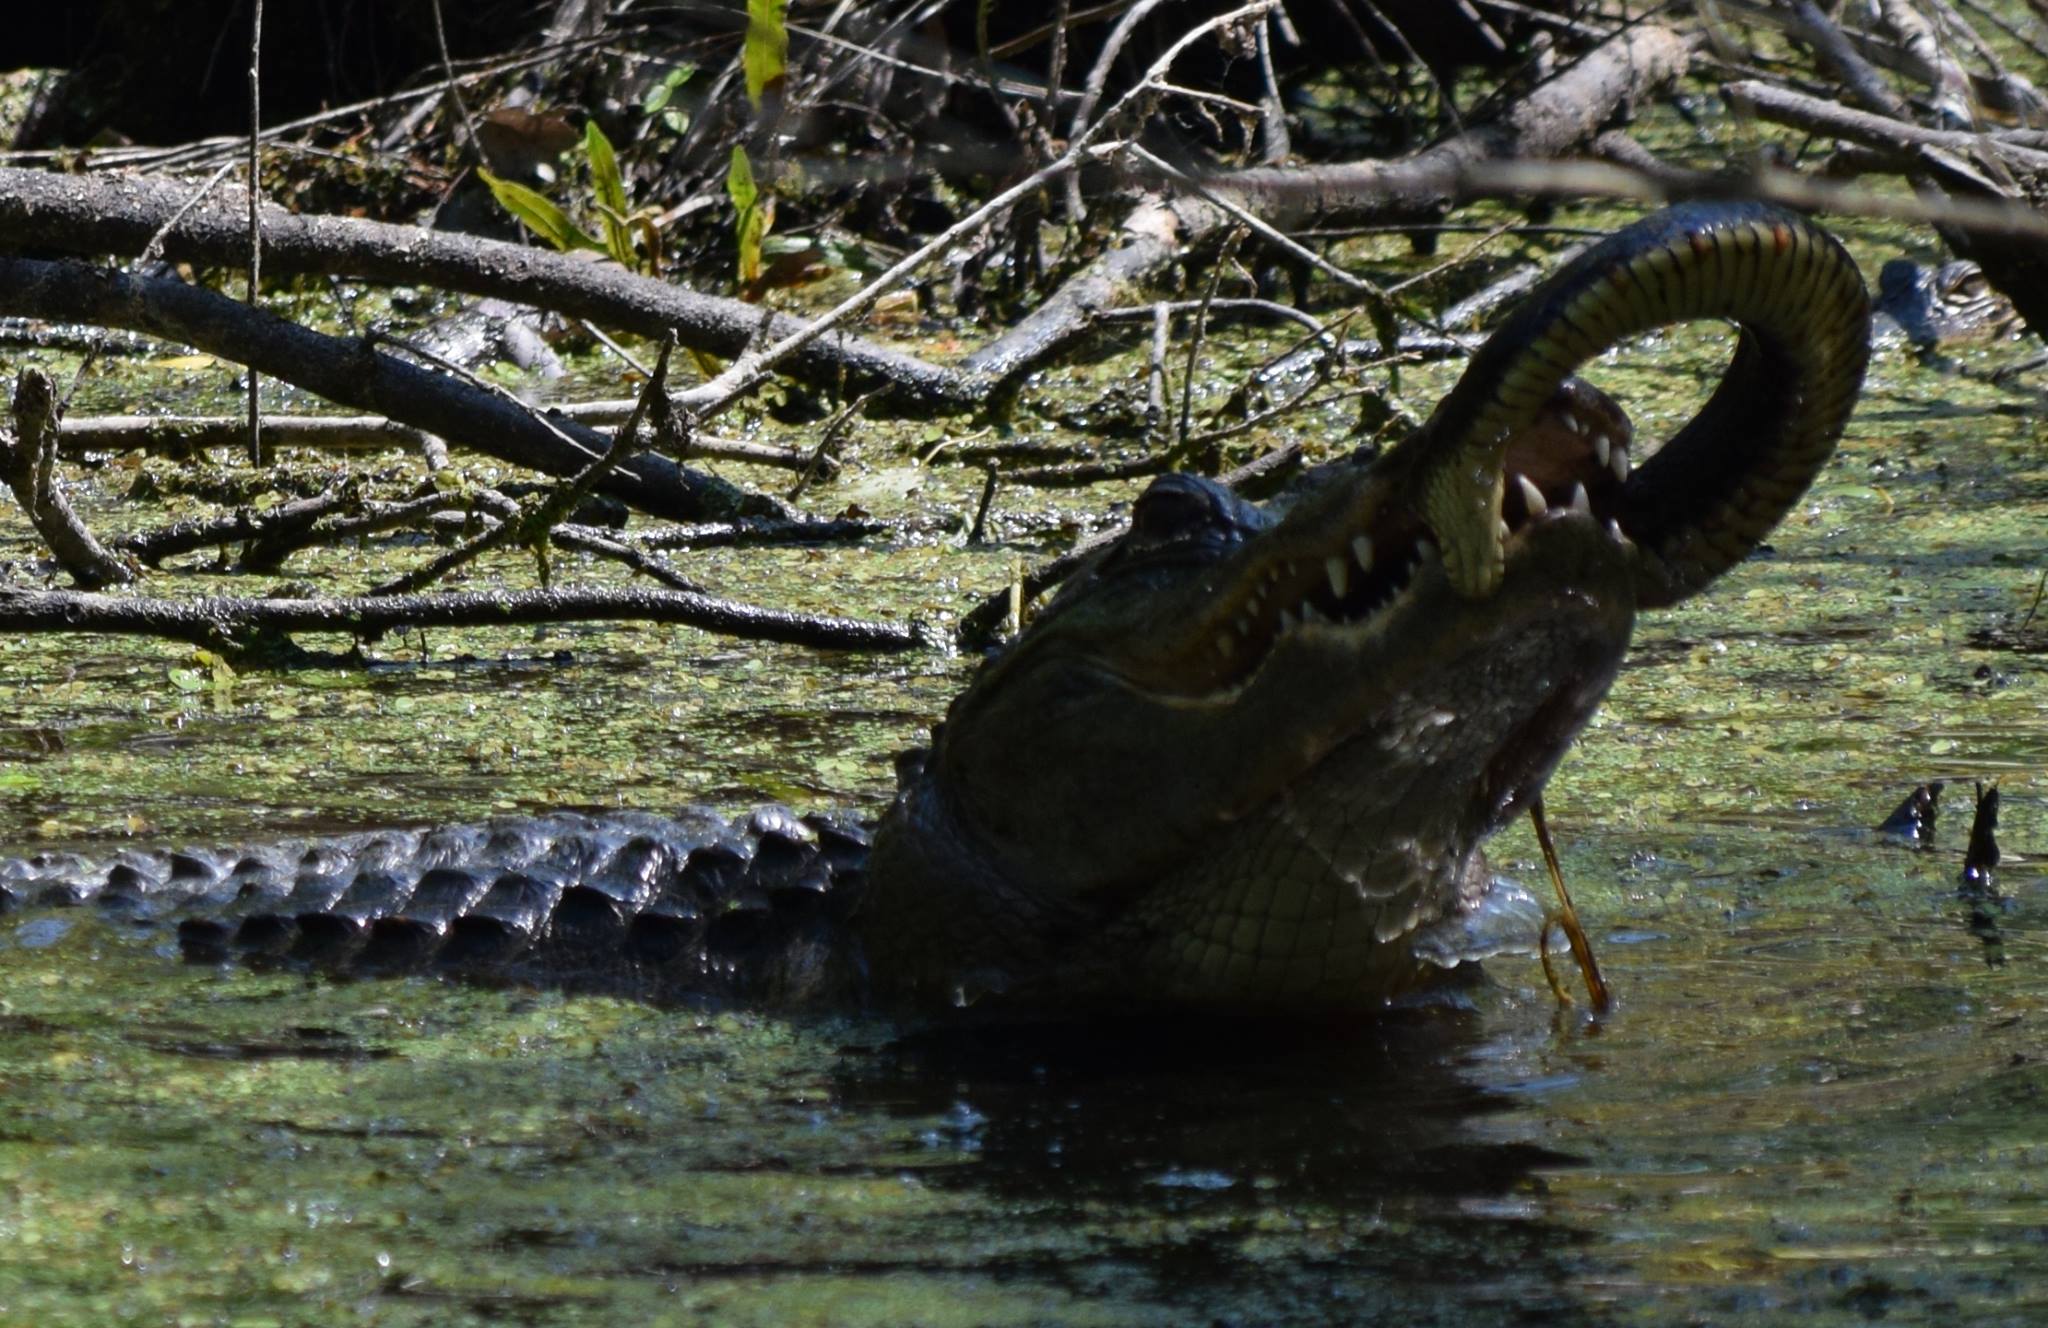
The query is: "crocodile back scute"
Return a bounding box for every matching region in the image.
[0,807,874,1006]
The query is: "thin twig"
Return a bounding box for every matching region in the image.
[246,0,265,466]
[138,162,238,268]
[371,341,675,596]
[675,1,1280,420]
[1177,227,1244,467]
[429,0,483,163]
[1146,302,1170,439]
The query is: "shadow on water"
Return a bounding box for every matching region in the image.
[829,1007,1601,1324]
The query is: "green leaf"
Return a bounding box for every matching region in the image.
[477,168,605,255]
[727,146,769,292]
[642,65,696,116]
[744,0,789,108]
[583,122,635,268]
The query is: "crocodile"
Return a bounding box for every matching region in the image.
[1872,256,2021,350]
[0,203,1871,1015]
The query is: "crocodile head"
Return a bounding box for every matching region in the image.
[866,203,1870,1013]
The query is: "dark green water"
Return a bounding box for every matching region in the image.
[4,218,2048,1324]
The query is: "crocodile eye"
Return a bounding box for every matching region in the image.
[1129,475,1219,545]
[1126,472,1268,558]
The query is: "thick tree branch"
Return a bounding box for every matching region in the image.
[0,257,784,524]
[0,165,974,411]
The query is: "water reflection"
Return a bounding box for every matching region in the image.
[834,1007,1599,1322]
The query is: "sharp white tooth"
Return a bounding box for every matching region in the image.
[1514,472,1547,516]
[1592,433,1611,467]
[1278,608,1299,631]
[1215,635,1233,658]
[1417,539,1439,563]
[1498,518,1512,544]
[1301,602,1327,624]
[1237,614,1256,637]
[1611,445,1631,481]
[1562,412,1584,434]
[1569,482,1592,516]
[1606,517,1631,546]
[1351,535,1373,571]
[1324,556,1350,599]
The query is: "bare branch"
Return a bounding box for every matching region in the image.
[0,257,780,523]
[0,369,135,588]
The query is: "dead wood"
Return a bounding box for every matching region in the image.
[1724,24,2048,341]
[0,166,974,412]
[116,486,375,568]
[55,409,820,473]
[61,413,430,458]
[1725,80,2048,175]
[0,585,923,656]
[959,22,1696,385]
[369,339,677,598]
[0,256,786,524]
[0,368,136,588]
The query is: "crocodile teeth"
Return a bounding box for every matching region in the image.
[1417,538,1439,563]
[1278,607,1300,631]
[1562,412,1584,435]
[1514,472,1547,516]
[1215,635,1232,658]
[1611,444,1631,482]
[1324,556,1350,599]
[1593,433,1612,467]
[1569,482,1592,516]
[1351,535,1373,571]
[1237,614,1256,638]
[1606,517,1631,546]
[1300,602,1327,624]
[1498,518,1512,544]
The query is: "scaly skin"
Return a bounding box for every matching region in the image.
[0,205,1871,1015]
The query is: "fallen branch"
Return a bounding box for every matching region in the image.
[54,408,821,472]
[115,485,369,568]
[0,166,973,411]
[1454,157,2048,240]
[0,585,924,655]
[0,257,784,523]
[371,340,676,596]
[1726,79,2048,175]
[1,368,135,588]
[626,517,885,550]
[959,21,1696,384]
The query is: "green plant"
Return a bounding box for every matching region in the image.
[478,121,666,274]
